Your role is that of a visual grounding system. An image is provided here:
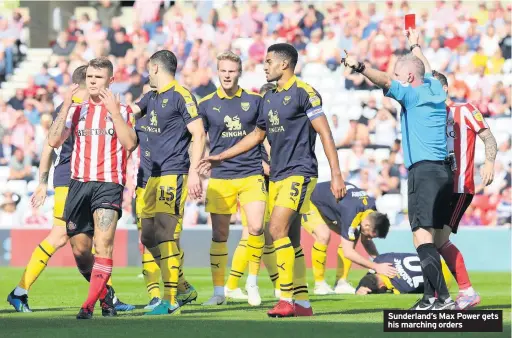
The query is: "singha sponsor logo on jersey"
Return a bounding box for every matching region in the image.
[268,110,285,133]
[222,115,246,137]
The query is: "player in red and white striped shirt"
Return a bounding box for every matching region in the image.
[433,71,497,310]
[48,58,138,319]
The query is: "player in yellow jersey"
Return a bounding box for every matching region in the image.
[199,44,346,317]
[198,52,267,306]
[225,83,281,300]
[126,50,206,316]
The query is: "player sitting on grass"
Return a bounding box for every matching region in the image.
[355,252,452,295]
[302,181,396,294]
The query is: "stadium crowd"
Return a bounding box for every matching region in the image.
[0,0,510,228]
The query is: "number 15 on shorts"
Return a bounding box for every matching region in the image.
[159,185,176,211]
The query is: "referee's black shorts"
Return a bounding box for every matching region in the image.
[407,161,454,231]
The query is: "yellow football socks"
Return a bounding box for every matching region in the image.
[274,237,294,300]
[293,246,309,301]
[210,240,228,288]
[336,245,352,281]
[226,239,248,290]
[247,233,264,279]
[142,252,161,299]
[262,244,279,290]
[158,240,180,304]
[311,242,328,283]
[177,248,187,292]
[18,240,56,290]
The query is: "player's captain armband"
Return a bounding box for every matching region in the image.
[306,106,324,121]
[309,95,321,107]
[185,101,198,118]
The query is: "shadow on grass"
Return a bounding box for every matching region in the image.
[0,307,74,314]
[478,305,512,310]
[0,317,509,338]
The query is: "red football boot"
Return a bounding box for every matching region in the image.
[267,300,295,318]
[294,303,314,317]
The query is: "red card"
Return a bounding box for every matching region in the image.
[405,14,416,30]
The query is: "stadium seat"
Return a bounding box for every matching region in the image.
[6,180,28,196]
[472,194,490,211]
[27,180,39,193]
[376,194,402,224]
[373,148,391,163]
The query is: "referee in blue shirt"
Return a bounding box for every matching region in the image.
[342,30,455,310]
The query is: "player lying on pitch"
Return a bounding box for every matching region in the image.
[302,181,396,295]
[355,252,452,295]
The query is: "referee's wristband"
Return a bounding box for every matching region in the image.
[410,44,420,52]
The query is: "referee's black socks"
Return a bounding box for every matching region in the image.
[416,243,451,302]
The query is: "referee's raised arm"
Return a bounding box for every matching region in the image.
[342,45,456,310]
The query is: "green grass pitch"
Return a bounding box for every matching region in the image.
[0,268,510,338]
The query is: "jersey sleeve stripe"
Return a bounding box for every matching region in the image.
[175,85,199,118]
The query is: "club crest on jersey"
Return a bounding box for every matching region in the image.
[447,118,455,125]
[472,110,484,122]
[162,99,168,108]
[283,96,291,105]
[67,221,77,231]
[241,102,250,111]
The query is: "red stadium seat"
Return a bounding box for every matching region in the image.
[472,195,490,211]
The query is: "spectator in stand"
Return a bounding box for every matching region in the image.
[375,159,401,196]
[240,3,264,38]
[444,25,465,51]
[480,25,501,57]
[459,205,481,226]
[10,111,33,151]
[107,17,126,45]
[343,141,369,180]
[288,1,305,27]
[125,71,144,100]
[8,89,25,110]
[320,27,340,71]
[90,0,122,28]
[424,38,450,72]
[329,114,348,148]
[52,31,75,57]
[66,17,83,42]
[0,17,15,76]
[34,63,51,87]
[264,2,284,35]
[486,49,505,74]
[0,134,14,165]
[34,113,51,159]
[305,29,323,64]
[86,20,107,48]
[9,147,33,181]
[369,108,397,148]
[0,192,22,228]
[52,60,70,86]
[193,70,216,99]
[78,13,94,34]
[110,30,132,58]
[188,16,215,44]
[470,47,488,71]
[465,24,481,52]
[495,187,511,226]
[496,138,511,168]
[248,31,266,64]
[291,31,307,52]
[499,24,511,59]
[450,43,474,74]
[23,99,41,126]
[370,34,392,72]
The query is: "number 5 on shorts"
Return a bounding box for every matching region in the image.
[290,182,300,197]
